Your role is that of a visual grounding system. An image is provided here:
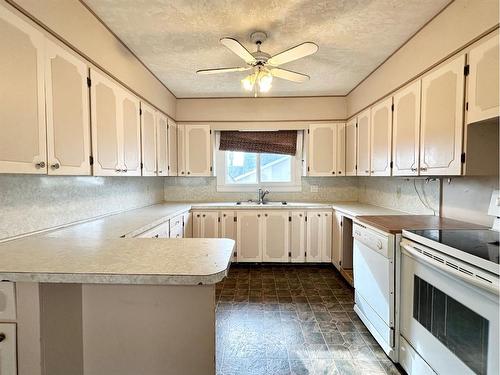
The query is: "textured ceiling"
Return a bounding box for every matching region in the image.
[83,0,451,98]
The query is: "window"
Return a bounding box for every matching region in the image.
[217,132,303,192]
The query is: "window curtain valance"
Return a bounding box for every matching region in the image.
[219,130,298,156]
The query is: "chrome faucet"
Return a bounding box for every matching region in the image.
[258,188,270,204]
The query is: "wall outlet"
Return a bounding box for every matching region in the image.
[310,185,319,193]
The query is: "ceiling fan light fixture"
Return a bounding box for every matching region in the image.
[258,70,273,93]
[241,73,256,91]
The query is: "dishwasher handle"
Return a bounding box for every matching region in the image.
[401,242,499,296]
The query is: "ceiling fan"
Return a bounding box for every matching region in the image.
[196,31,318,96]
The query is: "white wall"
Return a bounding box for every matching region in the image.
[0,176,164,240]
[6,0,176,117]
[346,0,499,117]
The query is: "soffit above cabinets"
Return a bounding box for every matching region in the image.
[83,0,451,98]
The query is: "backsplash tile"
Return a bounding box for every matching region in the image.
[0,175,164,240]
[164,177,359,203]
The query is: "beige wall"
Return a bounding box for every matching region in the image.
[6,0,176,117]
[176,97,346,126]
[347,0,500,117]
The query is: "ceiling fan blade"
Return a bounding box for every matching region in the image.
[270,68,309,83]
[220,38,256,64]
[196,67,251,75]
[268,42,318,66]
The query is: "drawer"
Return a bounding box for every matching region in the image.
[170,224,183,238]
[0,283,16,321]
[169,215,183,231]
[136,221,170,238]
[0,323,17,375]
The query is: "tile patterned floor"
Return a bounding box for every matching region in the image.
[215,264,404,375]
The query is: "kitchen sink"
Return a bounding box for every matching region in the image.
[236,200,287,206]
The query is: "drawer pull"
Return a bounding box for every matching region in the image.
[0,333,5,342]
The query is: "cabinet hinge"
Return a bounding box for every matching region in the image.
[307,129,310,134]
[209,130,212,134]
[288,252,292,257]
[391,103,394,111]
[340,220,343,227]
[210,166,213,172]
[305,216,308,222]
[139,108,142,115]
[465,102,469,111]
[305,252,307,257]
[464,64,470,76]
[218,217,221,223]
[307,166,310,172]
[140,162,143,169]
[234,252,237,257]
[355,164,358,170]
[339,260,342,266]
[89,155,94,165]
[168,165,170,171]
[461,152,466,164]
[288,216,292,222]
[390,161,393,169]
[356,123,358,128]
[87,77,91,87]
[234,217,237,222]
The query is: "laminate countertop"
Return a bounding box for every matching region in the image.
[357,215,486,234]
[0,202,233,285]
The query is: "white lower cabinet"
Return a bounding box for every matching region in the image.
[192,211,219,238]
[220,211,237,261]
[332,211,342,269]
[262,211,290,262]
[290,212,306,262]
[306,211,332,263]
[0,323,17,375]
[236,211,263,262]
[182,212,192,238]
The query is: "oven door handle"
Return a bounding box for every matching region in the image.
[401,243,499,296]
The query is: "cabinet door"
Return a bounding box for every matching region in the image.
[357,109,371,176]
[0,323,17,375]
[370,98,392,176]
[290,212,306,263]
[393,81,421,176]
[322,212,332,262]
[177,124,186,176]
[156,112,168,176]
[202,211,219,238]
[184,124,212,176]
[90,69,121,176]
[262,211,289,262]
[192,212,203,237]
[120,90,141,176]
[140,102,157,176]
[167,119,178,176]
[170,224,183,238]
[306,212,323,262]
[467,31,499,124]
[308,124,337,176]
[220,211,236,261]
[345,118,357,176]
[45,39,91,175]
[183,212,192,238]
[420,55,465,175]
[0,6,47,174]
[332,211,342,270]
[237,211,262,262]
[336,123,346,176]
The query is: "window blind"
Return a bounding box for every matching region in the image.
[219,130,298,156]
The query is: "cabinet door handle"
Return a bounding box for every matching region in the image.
[122,169,128,173]
[365,170,369,173]
[154,234,159,238]
[158,170,163,173]
[181,171,185,174]
[420,167,427,172]
[265,214,268,217]
[35,161,46,169]
[411,168,418,172]
[371,170,374,173]
[0,333,5,342]
[299,214,302,217]
[332,171,335,175]
[50,163,60,169]
[202,214,206,217]
[257,214,261,218]
[338,171,342,174]
[223,214,226,217]
[196,215,200,218]
[115,168,122,172]
[187,171,191,175]
[317,214,321,217]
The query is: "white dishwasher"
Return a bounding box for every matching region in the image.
[353,223,396,360]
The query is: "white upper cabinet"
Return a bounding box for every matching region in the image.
[336,122,346,176]
[91,69,141,176]
[167,119,178,176]
[45,39,91,175]
[177,123,186,176]
[120,90,141,176]
[466,31,499,124]
[345,118,357,176]
[262,211,290,262]
[236,211,263,262]
[183,124,212,176]
[140,102,157,176]
[156,112,168,176]
[308,123,337,176]
[357,109,371,176]
[370,97,392,176]
[0,6,46,174]
[392,81,421,176]
[420,54,465,175]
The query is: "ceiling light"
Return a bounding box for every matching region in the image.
[258,70,273,93]
[241,73,256,91]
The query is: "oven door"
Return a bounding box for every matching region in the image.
[400,240,499,375]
